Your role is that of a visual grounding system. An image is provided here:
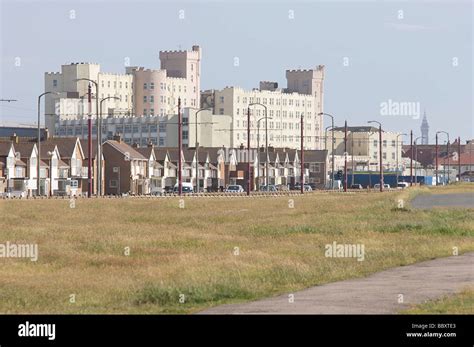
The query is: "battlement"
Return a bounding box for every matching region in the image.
[45,72,61,76]
[159,45,201,60]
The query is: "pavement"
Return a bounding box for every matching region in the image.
[411,192,474,209]
[200,252,474,314]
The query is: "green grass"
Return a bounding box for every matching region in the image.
[0,183,473,314]
[402,288,474,314]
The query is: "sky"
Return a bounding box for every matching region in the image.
[0,0,472,143]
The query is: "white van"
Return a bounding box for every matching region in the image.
[173,182,194,193]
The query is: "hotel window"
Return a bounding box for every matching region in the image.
[159,123,166,132]
[236,108,240,115]
[143,109,147,116]
[219,108,224,115]
[144,83,148,90]
[383,152,387,159]
[143,96,147,103]
[150,96,154,103]
[237,133,240,140]
[184,86,187,93]
[150,109,154,116]
[373,140,378,147]
[373,152,377,159]
[219,96,224,103]
[53,79,58,87]
[150,83,154,90]
[124,125,132,133]
[133,125,139,132]
[183,130,188,140]
[179,86,182,93]
[125,95,128,102]
[119,82,122,88]
[108,81,111,88]
[391,140,396,147]
[150,125,157,133]
[114,81,117,88]
[101,81,104,88]
[392,152,395,160]
[125,82,128,88]
[383,140,387,147]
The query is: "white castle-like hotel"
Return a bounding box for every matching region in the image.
[45,45,326,150]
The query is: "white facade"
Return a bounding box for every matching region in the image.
[202,66,325,150]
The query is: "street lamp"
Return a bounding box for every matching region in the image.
[368,120,383,192]
[99,96,120,195]
[37,91,59,196]
[396,133,407,185]
[256,115,273,189]
[319,113,335,190]
[436,131,450,184]
[75,78,100,194]
[185,107,211,193]
[249,103,269,188]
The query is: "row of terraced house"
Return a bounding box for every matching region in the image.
[0,133,328,197]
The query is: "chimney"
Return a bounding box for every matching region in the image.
[147,142,154,148]
[44,128,50,140]
[132,143,140,148]
[113,133,122,143]
[10,133,19,144]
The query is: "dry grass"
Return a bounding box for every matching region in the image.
[402,288,474,314]
[0,184,473,313]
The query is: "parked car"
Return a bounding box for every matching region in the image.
[259,185,277,192]
[374,183,391,189]
[350,184,363,189]
[293,184,312,191]
[397,182,409,189]
[225,185,244,193]
[173,182,194,193]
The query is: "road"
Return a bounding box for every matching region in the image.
[411,192,474,209]
[200,252,474,314]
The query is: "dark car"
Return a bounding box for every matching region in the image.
[350,184,363,189]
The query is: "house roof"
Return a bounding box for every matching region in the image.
[79,139,98,159]
[104,140,146,160]
[42,138,79,159]
[136,146,154,160]
[15,158,27,166]
[12,142,35,159]
[58,159,69,168]
[0,142,13,156]
[333,126,380,133]
[298,149,328,163]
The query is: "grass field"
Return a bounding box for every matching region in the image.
[0,184,473,313]
[403,288,474,314]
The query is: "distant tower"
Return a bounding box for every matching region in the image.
[421,111,429,145]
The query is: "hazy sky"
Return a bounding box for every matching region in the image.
[0,0,472,143]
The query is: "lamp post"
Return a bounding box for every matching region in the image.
[75,78,100,194]
[436,131,450,184]
[249,103,269,188]
[319,113,335,190]
[99,96,120,195]
[247,107,251,195]
[396,133,407,185]
[300,113,304,194]
[256,115,273,189]
[37,91,58,196]
[435,132,439,185]
[368,120,383,192]
[187,107,211,193]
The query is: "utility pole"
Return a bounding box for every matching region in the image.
[87,84,92,198]
[344,120,348,192]
[178,97,182,196]
[458,137,461,182]
[410,130,413,186]
[247,107,251,195]
[300,113,304,194]
[435,133,439,185]
[368,120,383,192]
